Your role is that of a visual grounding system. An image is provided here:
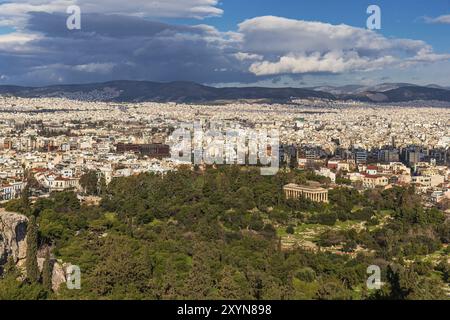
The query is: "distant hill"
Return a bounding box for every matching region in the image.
[0,80,333,103]
[0,80,450,103]
[309,83,416,95]
[343,86,450,103]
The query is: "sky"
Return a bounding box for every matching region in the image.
[0,0,450,87]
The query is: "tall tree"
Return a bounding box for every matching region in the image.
[21,184,31,215]
[80,171,99,195]
[26,216,40,283]
[98,176,107,196]
[42,249,53,292]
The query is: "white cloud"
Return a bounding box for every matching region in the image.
[424,15,450,24]
[0,0,223,28]
[0,32,40,44]
[0,32,42,53]
[72,63,116,73]
[234,52,263,61]
[77,0,223,18]
[249,51,397,76]
[0,0,72,28]
[237,16,450,76]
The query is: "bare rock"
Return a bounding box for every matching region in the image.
[0,209,28,269]
[52,261,68,292]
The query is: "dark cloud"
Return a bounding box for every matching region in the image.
[27,12,194,37]
[1,12,260,86]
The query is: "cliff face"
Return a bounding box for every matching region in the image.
[0,210,28,269]
[0,209,70,291]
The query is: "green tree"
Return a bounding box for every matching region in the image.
[98,176,107,196]
[184,256,214,299]
[26,216,40,283]
[80,171,99,195]
[3,256,18,277]
[21,184,31,215]
[218,266,252,300]
[42,249,53,292]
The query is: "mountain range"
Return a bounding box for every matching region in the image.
[1,80,450,104]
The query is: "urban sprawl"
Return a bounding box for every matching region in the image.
[0,96,449,209]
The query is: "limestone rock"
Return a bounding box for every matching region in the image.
[0,209,28,269]
[0,209,71,292]
[52,261,67,292]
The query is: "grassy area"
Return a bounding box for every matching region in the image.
[277,219,367,251]
[421,246,449,265]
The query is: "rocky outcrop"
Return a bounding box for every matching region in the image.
[0,209,28,270]
[0,209,72,292]
[36,255,69,291]
[52,261,74,292]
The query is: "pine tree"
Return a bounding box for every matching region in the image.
[42,249,52,292]
[25,216,39,283]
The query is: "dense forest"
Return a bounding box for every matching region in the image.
[1,166,449,300]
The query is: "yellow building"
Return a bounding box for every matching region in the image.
[283,183,329,203]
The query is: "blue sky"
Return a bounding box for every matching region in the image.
[1,0,450,86]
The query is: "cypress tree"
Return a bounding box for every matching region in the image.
[99,176,107,196]
[21,184,31,215]
[25,216,39,283]
[42,249,53,292]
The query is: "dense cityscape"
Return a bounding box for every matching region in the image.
[1,96,449,205]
